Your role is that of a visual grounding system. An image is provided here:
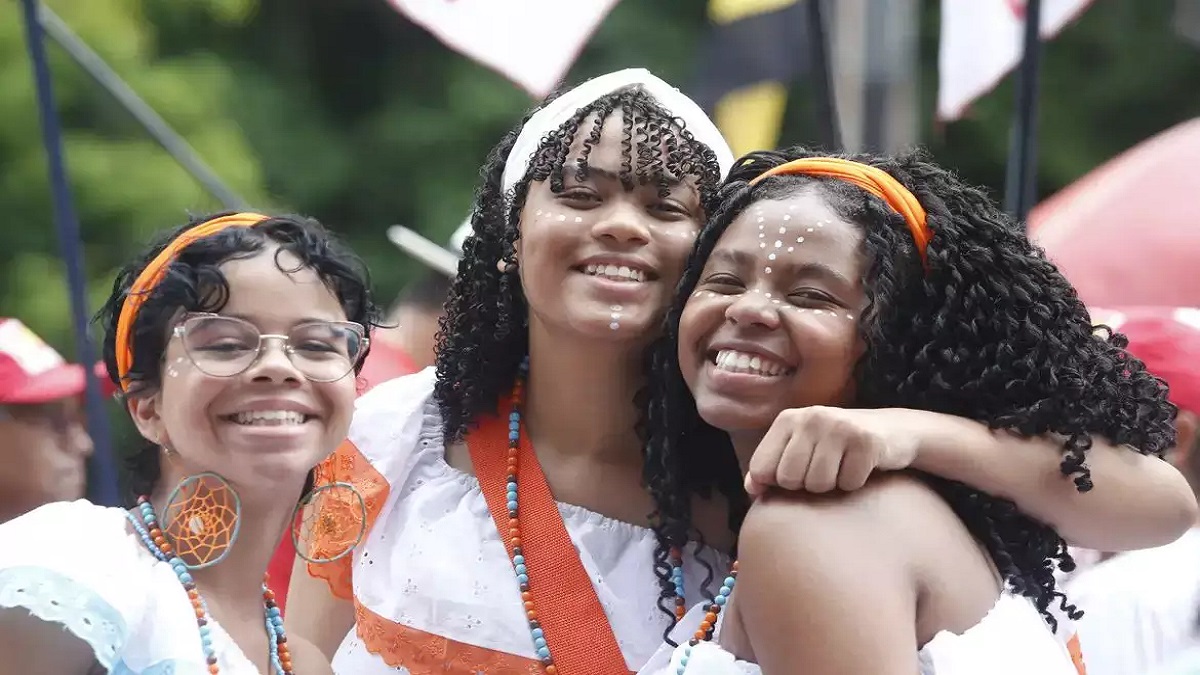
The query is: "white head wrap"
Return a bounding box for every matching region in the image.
[499,67,734,193]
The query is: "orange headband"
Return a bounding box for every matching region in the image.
[115,212,269,391]
[748,157,931,268]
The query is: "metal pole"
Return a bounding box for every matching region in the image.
[1004,0,1044,224]
[806,0,843,150]
[18,0,118,506]
[38,4,248,210]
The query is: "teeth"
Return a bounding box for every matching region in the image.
[231,410,307,426]
[582,263,647,282]
[713,350,787,377]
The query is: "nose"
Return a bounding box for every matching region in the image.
[244,336,304,384]
[590,200,651,247]
[725,290,782,330]
[71,422,95,459]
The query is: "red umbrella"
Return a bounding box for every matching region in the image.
[1027,117,1200,307]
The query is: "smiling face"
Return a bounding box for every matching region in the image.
[514,110,704,346]
[127,246,359,492]
[678,188,868,437]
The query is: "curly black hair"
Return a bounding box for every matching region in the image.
[643,147,1177,639]
[94,211,384,506]
[434,84,725,443]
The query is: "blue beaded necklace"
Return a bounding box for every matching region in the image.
[502,357,738,674]
[127,498,294,674]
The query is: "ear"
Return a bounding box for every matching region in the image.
[127,393,169,447]
[1173,409,1198,473]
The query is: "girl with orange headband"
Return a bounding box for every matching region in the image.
[286,72,1192,675]
[636,148,1183,674]
[0,211,382,675]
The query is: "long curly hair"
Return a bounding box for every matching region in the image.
[434,84,724,442]
[643,147,1177,637]
[94,211,383,505]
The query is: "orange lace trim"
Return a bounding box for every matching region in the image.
[1066,632,1087,675]
[305,438,390,600]
[354,599,545,675]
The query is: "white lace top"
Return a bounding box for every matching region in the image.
[638,593,1087,675]
[0,500,268,675]
[306,368,728,674]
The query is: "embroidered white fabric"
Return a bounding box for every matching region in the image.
[0,500,271,674]
[330,368,730,674]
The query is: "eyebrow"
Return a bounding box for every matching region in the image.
[222,313,340,327]
[569,163,685,188]
[707,248,855,286]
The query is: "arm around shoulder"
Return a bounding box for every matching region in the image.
[734,483,921,675]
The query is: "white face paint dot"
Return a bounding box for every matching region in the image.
[609,322,619,330]
[575,216,582,223]
[772,299,781,304]
[806,227,814,232]
[845,313,854,320]
[757,217,765,223]
[610,312,620,319]
[778,227,787,234]
[764,292,772,298]
[535,210,543,216]
[760,242,766,248]
[768,253,776,260]
[797,237,805,243]
[765,267,773,274]
[782,214,791,221]
[557,214,566,222]
[611,305,622,311]
[759,232,765,238]
[774,241,782,248]
[787,246,794,252]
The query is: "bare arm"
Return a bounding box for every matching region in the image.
[0,608,98,675]
[907,410,1198,551]
[285,557,356,660]
[735,487,921,675]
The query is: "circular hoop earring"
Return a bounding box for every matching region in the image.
[291,481,367,564]
[162,471,242,570]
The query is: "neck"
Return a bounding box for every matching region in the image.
[148,476,300,605]
[523,323,645,466]
[729,431,766,476]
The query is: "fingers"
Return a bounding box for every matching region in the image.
[746,412,801,495]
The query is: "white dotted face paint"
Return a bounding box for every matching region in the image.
[574,216,583,223]
[165,356,185,378]
[609,304,623,331]
[556,214,567,222]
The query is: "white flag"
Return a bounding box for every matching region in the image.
[386,0,621,98]
[938,0,1094,120]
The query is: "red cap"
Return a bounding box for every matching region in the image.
[1092,307,1200,415]
[0,318,116,404]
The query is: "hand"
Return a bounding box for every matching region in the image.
[745,407,923,496]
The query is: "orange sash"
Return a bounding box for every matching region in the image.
[469,407,629,675]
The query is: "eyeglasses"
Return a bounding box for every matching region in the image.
[172,313,368,383]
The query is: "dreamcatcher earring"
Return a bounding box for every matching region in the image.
[161,471,242,569]
[291,479,367,564]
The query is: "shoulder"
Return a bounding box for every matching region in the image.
[336,366,439,478]
[741,472,958,555]
[0,501,157,672]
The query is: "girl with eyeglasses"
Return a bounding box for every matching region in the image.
[0,212,382,675]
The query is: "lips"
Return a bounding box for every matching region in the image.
[225,410,311,426]
[710,349,793,377]
[580,263,649,283]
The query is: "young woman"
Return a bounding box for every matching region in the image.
[0,212,381,674]
[287,71,1195,675]
[639,149,1180,674]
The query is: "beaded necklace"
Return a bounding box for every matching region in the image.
[500,359,739,674]
[127,496,295,675]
